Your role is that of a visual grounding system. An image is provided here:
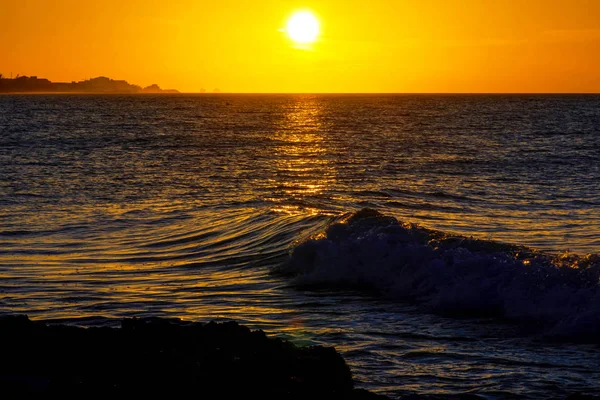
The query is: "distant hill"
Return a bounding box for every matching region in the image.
[0,75,179,94]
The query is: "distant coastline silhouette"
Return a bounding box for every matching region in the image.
[0,75,180,94]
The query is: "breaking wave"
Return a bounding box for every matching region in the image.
[280,209,600,341]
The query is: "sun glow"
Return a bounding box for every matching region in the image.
[286,11,320,44]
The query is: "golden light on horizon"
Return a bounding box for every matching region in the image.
[286,11,320,44]
[2,1,600,93]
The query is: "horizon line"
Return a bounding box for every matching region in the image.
[2,91,600,95]
[185,92,600,95]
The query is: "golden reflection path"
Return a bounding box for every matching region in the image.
[268,95,337,216]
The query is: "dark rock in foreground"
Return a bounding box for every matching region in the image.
[0,315,385,399]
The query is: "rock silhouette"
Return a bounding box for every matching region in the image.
[0,75,179,94]
[0,315,385,399]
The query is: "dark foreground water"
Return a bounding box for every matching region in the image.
[1,94,599,398]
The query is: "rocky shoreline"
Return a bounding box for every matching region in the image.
[2,315,598,399]
[0,315,384,399]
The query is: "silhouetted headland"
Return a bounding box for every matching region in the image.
[0,75,179,94]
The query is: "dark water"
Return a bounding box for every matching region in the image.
[1,94,599,398]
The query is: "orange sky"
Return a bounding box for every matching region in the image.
[2,0,599,93]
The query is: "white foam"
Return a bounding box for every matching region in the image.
[281,209,600,340]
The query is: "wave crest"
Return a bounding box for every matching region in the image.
[279,209,600,341]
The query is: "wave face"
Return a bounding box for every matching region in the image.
[282,209,600,340]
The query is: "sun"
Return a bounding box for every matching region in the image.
[286,11,320,44]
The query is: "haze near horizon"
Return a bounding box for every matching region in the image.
[2,0,599,93]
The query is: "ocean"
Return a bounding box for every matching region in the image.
[1,94,599,398]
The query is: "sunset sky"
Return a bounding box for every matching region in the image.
[2,0,599,93]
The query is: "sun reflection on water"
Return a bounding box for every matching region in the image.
[269,96,337,216]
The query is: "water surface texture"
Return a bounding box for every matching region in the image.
[1,94,599,398]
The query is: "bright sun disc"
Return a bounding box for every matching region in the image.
[286,11,319,44]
